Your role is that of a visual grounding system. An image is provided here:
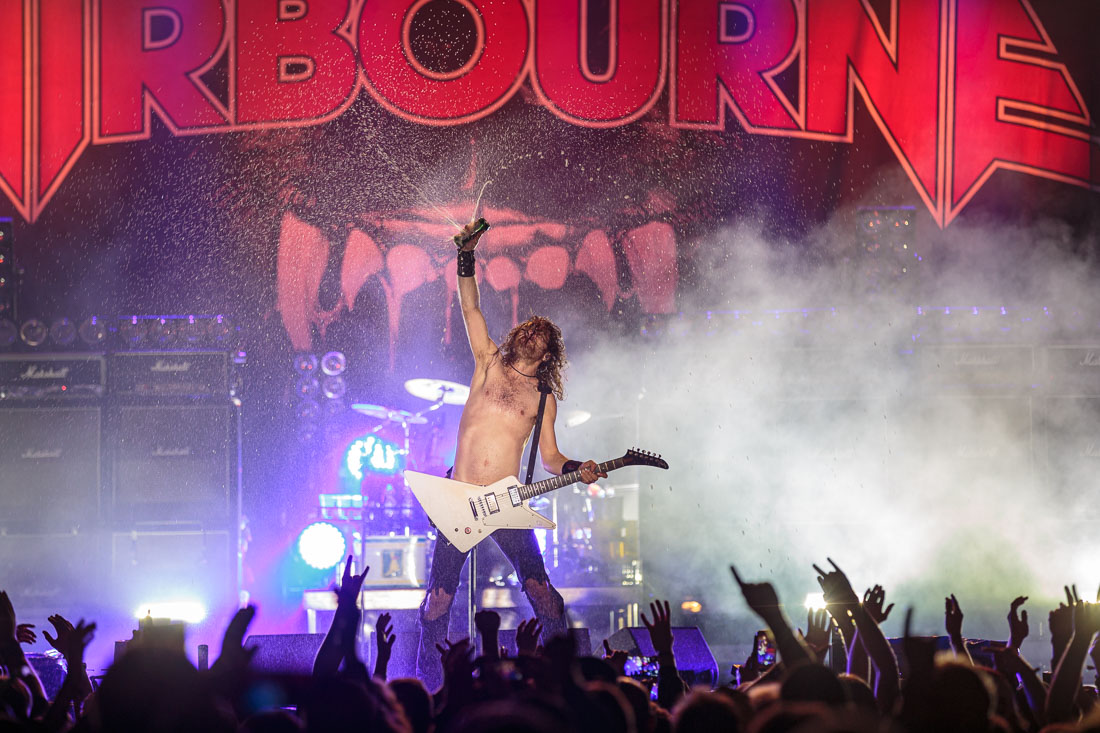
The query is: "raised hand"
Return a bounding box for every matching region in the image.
[436,638,474,682]
[730,565,782,619]
[336,556,369,610]
[640,599,674,657]
[813,559,859,609]
[16,624,36,645]
[373,612,396,680]
[863,586,894,624]
[64,620,95,667]
[1007,596,1029,650]
[798,608,831,659]
[474,609,501,636]
[43,615,77,658]
[516,618,542,657]
[212,605,257,675]
[376,612,395,659]
[945,594,964,638]
[454,220,487,251]
[602,638,629,676]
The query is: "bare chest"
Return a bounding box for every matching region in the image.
[474,365,541,421]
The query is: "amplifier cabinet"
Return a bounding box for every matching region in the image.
[0,531,100,612]
[0,406,101,527]
[109,351,230,399]
[109,403,238,524]
[0,353,106,399]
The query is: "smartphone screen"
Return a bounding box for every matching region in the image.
[623,654,659,679]
[755,630,776,667]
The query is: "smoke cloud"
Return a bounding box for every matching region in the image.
[559,208,1099,657]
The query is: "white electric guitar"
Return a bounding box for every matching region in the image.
[405,448,669,552]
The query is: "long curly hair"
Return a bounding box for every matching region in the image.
[499,315,567,399]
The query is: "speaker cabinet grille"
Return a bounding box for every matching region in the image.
[0,406,100,527]
[0,532,99,611]
[111,404,235,523]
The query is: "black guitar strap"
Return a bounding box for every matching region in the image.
[524,382,552,484]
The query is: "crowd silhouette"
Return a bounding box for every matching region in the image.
[1,556,1098,732]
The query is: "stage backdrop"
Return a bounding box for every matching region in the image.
[0,0,1098,634]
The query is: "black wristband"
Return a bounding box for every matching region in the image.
[457,249,475,277]
[562,460,582,474]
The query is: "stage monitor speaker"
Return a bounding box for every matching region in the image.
[497,627,592,658]
[0,406,100,527]
[245,633,327,676]
[608,626,718,688]
[111,404,236,523]
[111,529,235,616]
[0,531,99,612]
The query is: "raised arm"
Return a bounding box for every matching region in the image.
[456,222,495,364]
[815,559,899,713]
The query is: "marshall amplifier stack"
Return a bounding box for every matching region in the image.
[0,349,241,618]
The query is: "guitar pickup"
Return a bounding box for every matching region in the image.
[508,486,522,507]
[484,493,500,514]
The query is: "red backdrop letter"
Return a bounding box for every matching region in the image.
[949,0,1090,221]
[673,0,799,131]
[97,0,227,139]
[804,0,942,206]
[358,0,528,123]
[236,0,359,125]
[533,0,666,126]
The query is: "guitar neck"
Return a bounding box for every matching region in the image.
[516,457,627,502]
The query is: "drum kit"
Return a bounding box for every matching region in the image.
[342,378,638,587]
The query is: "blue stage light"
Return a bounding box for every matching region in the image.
[345,434,403,480]
[297,522,346,570]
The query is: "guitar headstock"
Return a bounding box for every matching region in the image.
[623,447,669,470]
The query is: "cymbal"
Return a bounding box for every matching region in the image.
[405,378,470,405]
[350,403,428,424]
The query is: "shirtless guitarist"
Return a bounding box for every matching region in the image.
[415,220,606,689]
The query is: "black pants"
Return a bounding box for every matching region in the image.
[415,528,566,690]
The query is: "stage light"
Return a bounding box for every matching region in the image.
[681,600,703,613]
[19,319,48,346]
[78,317,107,345]
[322,376,346,399]
[297,522,346,570]
[345,434,403,480]
[50,318,76,345]
[321,351,346,376]
[804,593,826,610]
[0,318,15,347]
[133,600,207,624]
[563,410,591,428]
[294,353,318,374]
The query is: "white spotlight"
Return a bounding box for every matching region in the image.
[134,601,207,624]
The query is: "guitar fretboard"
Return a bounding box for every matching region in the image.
[515,457,627,501]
